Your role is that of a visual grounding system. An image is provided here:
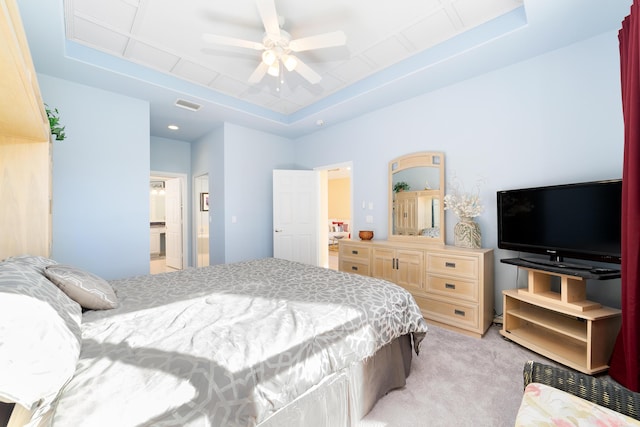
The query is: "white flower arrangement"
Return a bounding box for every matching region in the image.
[444,176,484,219]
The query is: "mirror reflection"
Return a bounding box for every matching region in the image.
[389,152,445,244]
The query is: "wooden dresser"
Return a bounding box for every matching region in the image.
[0,0,52,259]
[340,239,494,338]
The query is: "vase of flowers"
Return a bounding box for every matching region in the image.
[452,217,481,248]
[444,177,484,249]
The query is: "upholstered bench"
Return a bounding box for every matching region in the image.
[516,361,640,426]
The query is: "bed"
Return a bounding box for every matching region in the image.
[0,255,428,427]
[328,219,350,244]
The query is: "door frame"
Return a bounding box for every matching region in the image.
[150,171,188,269]
[314,161,353,269]
[193,173,209,268]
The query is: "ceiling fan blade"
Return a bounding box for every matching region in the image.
[248,62,269,83]
[289,31,346,52]
[291,56,321,84]
[256,0,281,37]
[202,33,264,50]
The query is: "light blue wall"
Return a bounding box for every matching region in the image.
[190,124,295,264]
[150,136,192,265]
[39,74,150,280]
[151,136,191,173]
[192,126,225,265]
[222,123,296,263]
[34,28,624,313]
[294,31,624,312]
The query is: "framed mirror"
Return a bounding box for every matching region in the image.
[388,152,445,244]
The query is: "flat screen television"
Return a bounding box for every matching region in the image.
[497,179,622,267]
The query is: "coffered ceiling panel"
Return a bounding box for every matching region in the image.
[63,0,524,115]
[15,0,626,140]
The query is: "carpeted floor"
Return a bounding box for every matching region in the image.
[358,323,559,427]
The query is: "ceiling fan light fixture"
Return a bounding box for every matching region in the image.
[262,49,277,66]
[267,62,280,77]
[202,0,346,85]
[282,54,297,71]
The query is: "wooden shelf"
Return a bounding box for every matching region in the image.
[507,305,587,342]
[500,325,590,373]
[0,0,51,260]
[501,264,621,375]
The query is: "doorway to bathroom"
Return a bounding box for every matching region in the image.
[150,172,188,274]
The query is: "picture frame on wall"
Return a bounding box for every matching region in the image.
[200,192,209,211]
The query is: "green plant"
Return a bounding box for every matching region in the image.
[393,181,410,193]
[46,105,66,141]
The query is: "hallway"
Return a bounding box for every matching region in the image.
[150,256,179,274]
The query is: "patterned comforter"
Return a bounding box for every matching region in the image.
[51,258,429,427]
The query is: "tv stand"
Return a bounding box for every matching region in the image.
[501,258,621,280]
[500,263,621,374]
[520,256,593,271]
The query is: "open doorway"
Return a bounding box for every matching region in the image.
[194,174,209,268]
[149,172,188,274]
[315,163,352,270]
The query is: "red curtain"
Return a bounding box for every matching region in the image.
[609,1,640,392]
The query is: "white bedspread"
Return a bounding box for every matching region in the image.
[50,258,428,427]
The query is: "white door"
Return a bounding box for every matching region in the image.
[273,170,320,266]
[165,178,183,269]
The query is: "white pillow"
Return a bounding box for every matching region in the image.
[45,265,118,310]
[0,260,82,410]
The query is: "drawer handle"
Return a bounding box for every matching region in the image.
[445,283,456,289]
[445,262,456,268]
[351,250,359,255]
[454,309,466,317]
[351,266,358,271]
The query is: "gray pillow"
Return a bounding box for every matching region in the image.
[1,254,58,274]
[45,265,118,310]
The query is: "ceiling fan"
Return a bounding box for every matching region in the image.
[202,0,346,84]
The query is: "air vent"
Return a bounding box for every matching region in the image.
[174,99,202,112]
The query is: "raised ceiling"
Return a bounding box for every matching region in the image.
[17,0,632,141]
[64,0,522,115]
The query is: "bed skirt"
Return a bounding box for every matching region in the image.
[259,334,413,427]
[4,335,412,427]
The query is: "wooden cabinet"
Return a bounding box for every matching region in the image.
[372,247,423,293]
[421,246,493,338]
[339,239,494,338]
[0,0,52,260]
[150,227,165,256]
[500,265,621,374]
[421,249,493,336]
[338,241,372,276]
[393,190,438,236]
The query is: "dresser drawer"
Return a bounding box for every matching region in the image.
[415,295,478,330]
[427,253,478,278]
[339,260,370,276]
[339,243,371,261]
[426,275,477,302]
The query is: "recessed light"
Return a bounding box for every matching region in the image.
[316,119,324,126]
[168,125,179,130]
